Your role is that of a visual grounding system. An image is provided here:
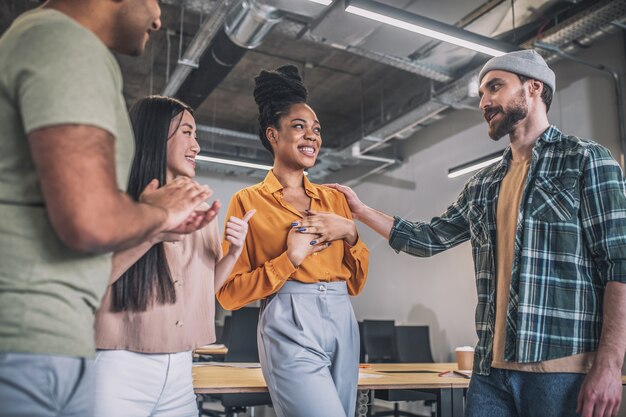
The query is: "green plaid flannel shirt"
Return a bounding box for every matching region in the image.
[389,126,626,375]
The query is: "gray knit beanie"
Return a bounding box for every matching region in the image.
[479,50,556,92]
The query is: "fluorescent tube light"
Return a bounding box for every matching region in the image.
[306,0,333,4]
[447,150,504,178]
[346,0,516,57]
[196,155,273,171]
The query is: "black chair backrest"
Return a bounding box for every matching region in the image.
[358,321,366,363]
[224,307,260,363]
[215,316,232,346]
[219,315,232,346]
[219,307,272,410]
[362,319,396,363]
[394,325,435,363]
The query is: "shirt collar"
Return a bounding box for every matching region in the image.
[537,125,562,144]
[263,170,284,194]
[262,170,320,200]
[499,125,562,167]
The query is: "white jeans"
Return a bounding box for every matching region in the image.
[93,350,198,417]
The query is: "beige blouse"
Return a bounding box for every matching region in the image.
[95,218,222,353]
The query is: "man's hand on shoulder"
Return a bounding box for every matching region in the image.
[323,183,366,220]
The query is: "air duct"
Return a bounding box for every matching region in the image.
[161,0,233,98]
[175,28,248,108]
[173,0,284,108]
[225,0,284,48]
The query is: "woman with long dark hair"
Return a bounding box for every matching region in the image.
[93,96,253,416]
[216,65,369,417]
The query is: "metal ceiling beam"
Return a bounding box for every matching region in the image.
[521,0,626,49]
[196,124,266,151]
[284,28,456,82]
[341,44,454,82]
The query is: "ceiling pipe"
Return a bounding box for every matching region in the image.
[167,0,290,108]
[162,0,234,97]
[225,0,284,48]
[167,0,331,109]
[341,142,399,186]
[175,28,248,108]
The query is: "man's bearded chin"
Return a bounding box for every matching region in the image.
[488,96,528,141]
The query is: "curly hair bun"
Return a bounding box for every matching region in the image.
[253,64,308,110]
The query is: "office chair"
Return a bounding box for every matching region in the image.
[201,308,273,417]
[358,321,366,363]
[196,316,230,364]
[372,325,438,417]
[362,319,397,363]
[395,325,435,363]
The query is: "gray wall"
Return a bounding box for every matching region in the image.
[197,31,626,412]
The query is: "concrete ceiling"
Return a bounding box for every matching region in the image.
[2,0,623,182]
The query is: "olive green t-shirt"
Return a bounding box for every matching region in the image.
[0,9,134,357]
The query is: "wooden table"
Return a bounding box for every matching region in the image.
[194,344,228,356]
[194,363,626,417]
[194,362,469,417]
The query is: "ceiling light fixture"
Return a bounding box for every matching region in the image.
[447,150,504,178]
[306,0,333,5]
[345,0,517,57]
[196,155,273,171]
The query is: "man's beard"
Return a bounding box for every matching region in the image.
[487,91,528,141]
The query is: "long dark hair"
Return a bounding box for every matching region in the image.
[110,95,194,312]
[253,64,308,156]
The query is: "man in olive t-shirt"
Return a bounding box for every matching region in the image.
[0,1,218,415]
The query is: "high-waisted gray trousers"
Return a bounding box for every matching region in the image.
[258,280,359,417]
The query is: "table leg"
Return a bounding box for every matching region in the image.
[451,387,464,417]
[438,388,452,417]
[356,389,370,417]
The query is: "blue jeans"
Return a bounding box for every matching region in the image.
[0,353,93,417]
[465,368,585,417]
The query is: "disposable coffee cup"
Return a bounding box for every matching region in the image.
[455,346,474,371]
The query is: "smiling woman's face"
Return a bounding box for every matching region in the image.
[267,103,322,170]
[166,110,200,182]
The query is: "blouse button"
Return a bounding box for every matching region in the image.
[175,320,184,328]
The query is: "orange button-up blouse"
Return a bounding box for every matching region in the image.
[216,170,369,310]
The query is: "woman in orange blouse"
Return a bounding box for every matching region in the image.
[217,65,369,417]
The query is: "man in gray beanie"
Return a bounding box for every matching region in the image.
[326,49,626,417]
